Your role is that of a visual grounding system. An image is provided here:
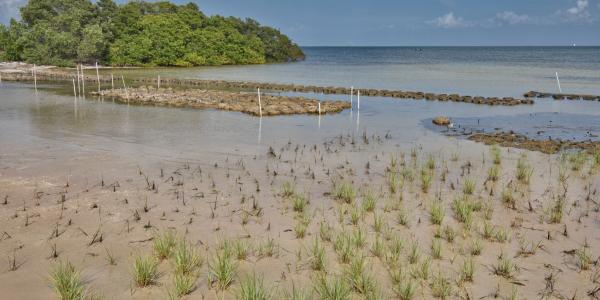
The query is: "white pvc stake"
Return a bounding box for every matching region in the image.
[33,64,37,90]
[95,61,100,92]
[257,88,262,117]
[555,72,562,93]
[81,65,86,95]
[122,75,129,101]
[350,86,354,111]
[157,75,160,89]
[76,65,80,96]
[111,73,114,90]
[357,90,360,110]
[72,78,76,96]
[318,102,321,115]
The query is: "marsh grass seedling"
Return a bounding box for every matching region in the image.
[576,246,592,271]
[487,165,499,182]
[310,237,326,271]
[459,256,475,283]
[463,178,475,195]
[493,255,514,279]
[516,157,533,184]
[491,145,501,165]
[208,248,237,290]
[471,238,483,256]
[237,273,271,300]
[420,168,432,193]
[430,270,452,299]
[333,181,356,204]
[50,260,86,300]
[394,278,416,300]
[282,182,296,198]
[170,273,196,298]
[153,230,176,260]
[429,200,445,225]
[408,242,420,264]
[431,239,442,259]
[293,194,308,213]
[133,254,158,287]
[172,239,202,276]
[344,256,376,295]
[313,275,352,300]
[362,190,377,212]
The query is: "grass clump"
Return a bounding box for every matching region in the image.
[516,157,533,184]
[313,275,352,300]
[282,182,296,198]
[133,255,158,287]
[576,247,592,271]
[237,274,271,300]
[344,256,376,295]
[420,168,432,193]
[333,181,356,204]
[430,270,452,299]
[487,165,499,182]
[429,200,445,225]
[549,195,565,224]
[458,256,475,283]
[208,248,237,290]
[172,239,202,276]
[310,237,327,271]
[493,255,514,278]
[292,194,308,213]
[170,273,196,298]
[462,178,475,195]
[452,195,474,226]
[50,261,86,300]
[491,145,501,165]
[362,190,377,212]
[431,238,442,259]
[153,230,176,260]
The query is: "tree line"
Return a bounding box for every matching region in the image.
[0,0,305,67]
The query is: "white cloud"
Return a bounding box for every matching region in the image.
[429,12,470,28]
[557,0,594,23]
[495,11,530,25]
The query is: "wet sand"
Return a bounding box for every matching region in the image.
[1,124,599,299]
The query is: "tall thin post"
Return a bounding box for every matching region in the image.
[350,86,354,111]
[555,72,562,93]
[357,90,361,110]
[95,61,100,92]
[318,102,321,115]
[33,64,37,90]
[72,78,76,97]
[257,88,262,117]
[111,73,114,90]
[157,75,160,89]
[122,75,129,101]
[81,65,85,95]
[76,65,81,96]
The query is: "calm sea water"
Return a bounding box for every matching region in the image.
[114,47,600,98]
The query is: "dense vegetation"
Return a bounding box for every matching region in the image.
[0,0,304,67]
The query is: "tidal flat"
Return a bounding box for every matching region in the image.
[0,81,599,299]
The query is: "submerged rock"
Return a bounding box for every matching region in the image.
[432,116,451,126]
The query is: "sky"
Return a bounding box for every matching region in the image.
[1,0,600,46]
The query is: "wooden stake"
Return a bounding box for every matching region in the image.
[257,88,262,117]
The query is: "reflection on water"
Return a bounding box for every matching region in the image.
[2,82,600,165]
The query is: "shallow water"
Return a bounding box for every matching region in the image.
[106,47,600,98]
[1,80,600,169]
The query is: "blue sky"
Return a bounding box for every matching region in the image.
[2,0,600,45]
